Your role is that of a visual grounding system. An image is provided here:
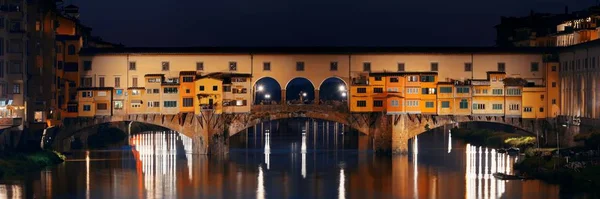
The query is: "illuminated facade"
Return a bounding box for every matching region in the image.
[75,47,560,119]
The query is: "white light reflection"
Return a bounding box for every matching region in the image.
[338,168,346,199]
[264,131,271,170]
[0,185,22,199]
[465,144,507,199]
[301,133,307,178]
[132,131,180,199]
[86,150,90,199]
[257,166,266,199]
[448,131,452,153]
[413,135,418,199]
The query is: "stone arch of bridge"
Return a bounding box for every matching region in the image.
[318,76,348,101]
[226,109,371,138]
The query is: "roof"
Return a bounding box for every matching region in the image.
[196,72,252,79]
[486,71,506,74]
[127,87,145,89]
[179,71,197,76]
[144,74,165,77]
[56,35,81,41]
[437,82,454,85]
[77,87,114,91]
[80,46,559,55]
[369,71,438,76]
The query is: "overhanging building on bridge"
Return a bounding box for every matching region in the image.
[74,47,561,119]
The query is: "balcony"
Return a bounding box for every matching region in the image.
[351,77,369,86]
[200,104,214,110]
[0,117,22,127]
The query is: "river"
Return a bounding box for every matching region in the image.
[0,119,579,198]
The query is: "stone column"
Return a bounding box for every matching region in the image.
[314,89,320,104]
[371,113,392,153]
[392,114,409,154]
[281,89,286,105]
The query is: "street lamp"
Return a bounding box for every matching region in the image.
[302,92,307,97]
[257,85,264,92]
[341,92,347,97]
[338,85,346,92]
[265,94,271,99]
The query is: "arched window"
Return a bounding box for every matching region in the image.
[67,44,76,55]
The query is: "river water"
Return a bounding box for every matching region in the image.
[0,120,578,199]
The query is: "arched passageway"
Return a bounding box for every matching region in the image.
[318,77,348,103]
[253,77,282,105]
[285,77,315,104]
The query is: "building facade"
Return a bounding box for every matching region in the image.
[76,47,560,119]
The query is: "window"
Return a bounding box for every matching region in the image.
[0,39,3,56]
[506,88,521,95]
[199,86,205,91]
[492,89,503,95]
[524,107,532,112]
[397,63,405,72]
[223,86,231,92]
[330,62,338,71]
[8,39,22,53]
[509,104,520,110]
[115,77,120,88]
[422,88,436,94]
[390,77,399,82]
[430,62,438,71]
[132,77,138,87]
[12,83,19,94]
[9,20,21,32]
[148,78,161,83]
[373,100,383,107]
[357,88,366,93]
[183,98,194,107]
[473,103,485,110]
[114,101,124,110]
[441,101,450,108]
[440,87,452,93]
[374,88,383,93]
[296,62,304,71]
[407,75,418,82]
[405,100,417,107]
[420,75,435,82]
[116,89,123,96]
[232,88,248,94]
[459,99,468,109]
[0,61,3,78]
[464,63,472,72]
[97,91,107,97]
[131,103,141,108]
[183,77,194,82]
[492,104,503,110]
[391,100,399,107]
[97,103,108,110]
[131,90,140,96]
[263,62,271,71]
[229,62,237,71]
[163,87,178,94]
[363,62,371,72]
[552,82,556,87]
[212,85,218,91]
[552,99,556,104]
[374,77,382,81]
[67,44,76,55]
[531,62,539,72]
[425,102,434,108]
[197,62,204,71]
[539,107,544,112]
[83,105,91,111]
[388,87,399,92]
[57,61,63,70]
[456,87,470,94]
[186,89,191,93]
[129,62,136,70]
[482,89,488,94]
[148,101,160,107]
[497,62,505,72]
[552,65,557,72]
[407,88,419,94]
[357,101,367,107]
[99,77,105,87]
[0,17,3,29]
[9,61,21,74]
[83,61,92,71]
[162,62,170,71]
[82,77,92,87]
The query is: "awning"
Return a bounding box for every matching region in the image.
[131,100,143,104]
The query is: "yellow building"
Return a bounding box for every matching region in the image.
[453,82,472,115]
[436,82,454,115]
[350,75,373,112]
[545,63,560,118]
[419,73,437,114]
[522,87,547,119]
[161,76,181,115]
[370,76,387,113]
[222,74,252,113]
[179,71,197,113]
[78,88,95,117]
[404,73,422,114]
[127,88,145,114]
[367,72,406,114]
[144,74,164,114]
[504,85,523,117]
[195,75,223,114]
[76,87,113,117]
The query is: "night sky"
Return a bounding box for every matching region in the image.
[75,0,591,47]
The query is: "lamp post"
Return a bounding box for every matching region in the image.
[265,94,271,104]
[255,84,265,105]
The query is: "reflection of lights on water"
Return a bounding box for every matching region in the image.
[338,168,346,199]
[448,131,452,153]
[413,135,418,199]
[465,144,508,199]
[86,150,90,199]
[264,132,271,170]
[413,135,419,155]
[301,133,307,178]
[257,166,266,199]
[0,185,21,199]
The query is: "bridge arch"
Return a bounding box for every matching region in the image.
[318,77,348,101]
[253,76,282,104]
[285,77,315,103]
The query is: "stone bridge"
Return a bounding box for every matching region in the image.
[50,104,547,154]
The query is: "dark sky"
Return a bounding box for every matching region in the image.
[73,0,592,47]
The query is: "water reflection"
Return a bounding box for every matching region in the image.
[0,121,568,199]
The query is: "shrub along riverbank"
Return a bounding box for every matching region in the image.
[450,127,536,149]
[0,150,65,179]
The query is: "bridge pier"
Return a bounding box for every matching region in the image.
[281,89,286,105]
[314,89,319,104]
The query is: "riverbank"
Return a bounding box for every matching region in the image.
[0,150,66,179]
[451,127,535,149]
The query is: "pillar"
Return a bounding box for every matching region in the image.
[314,89,320,104]
[281,89,286,105]
[392,114,409,154]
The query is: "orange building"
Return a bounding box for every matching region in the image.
[436,82,454,115]
[419,73,438,114]
[179,71,197,113]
